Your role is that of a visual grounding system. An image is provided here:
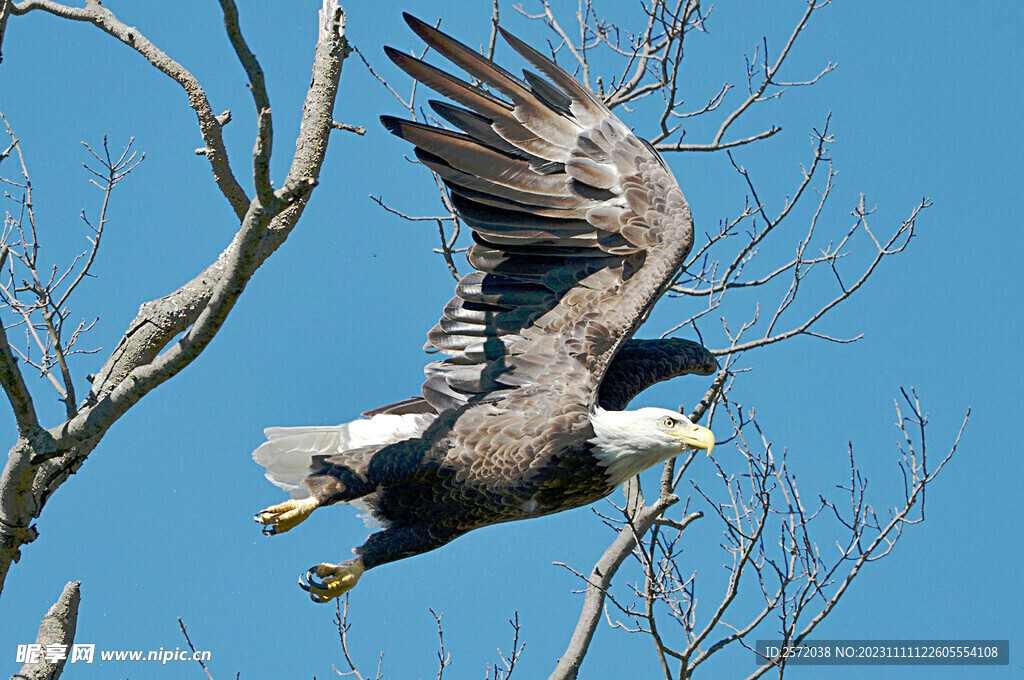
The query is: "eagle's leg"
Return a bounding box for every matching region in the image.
[254,496,322,536]
[358,524,456,567]
[299,525,455,603]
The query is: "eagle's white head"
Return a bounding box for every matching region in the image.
[589,407,715,488]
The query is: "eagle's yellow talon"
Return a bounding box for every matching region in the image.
[254,497,320,535]
[299,558,364,603]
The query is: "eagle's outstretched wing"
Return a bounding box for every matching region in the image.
[383,15,696,427]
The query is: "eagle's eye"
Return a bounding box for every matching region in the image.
[661,417,677,429]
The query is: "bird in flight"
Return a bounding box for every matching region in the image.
[253,13,716,602]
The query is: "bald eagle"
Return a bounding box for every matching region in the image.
[253,14,717,602]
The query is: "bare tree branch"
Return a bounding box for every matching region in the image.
[431,608,452,680]
[331,121,366,135]
[486,0,500,60]
[10,0,249,218]
[704,1,828,150]
[0,0,14,64]
[178,618,215,680]
[0,0,351,597]
[485,612,525,680]
[549,492,679,680]
[217,0,275,206]
[355,30,466,282]
[12,580,80,680]
[333,595,383,680]
[0,246,40,438]
[714,195,927,356]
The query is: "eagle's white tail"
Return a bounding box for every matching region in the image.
[252,413,435,499]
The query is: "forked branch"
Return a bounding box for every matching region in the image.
[0,0,350,596]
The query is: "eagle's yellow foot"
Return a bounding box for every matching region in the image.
[299,558,365,603]
[254,496,320,536]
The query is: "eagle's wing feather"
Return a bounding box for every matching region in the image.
[384,15,695,481]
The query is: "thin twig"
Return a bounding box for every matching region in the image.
[178,618,214,680]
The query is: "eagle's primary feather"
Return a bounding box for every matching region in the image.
[253,14,716,602]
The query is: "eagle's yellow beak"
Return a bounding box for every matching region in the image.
[673,422,715,453]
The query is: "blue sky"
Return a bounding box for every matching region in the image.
[0,1,1020,678]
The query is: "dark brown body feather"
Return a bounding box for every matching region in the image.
[304,409,614,569]
[299,15,707,570]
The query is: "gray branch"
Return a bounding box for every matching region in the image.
[12,580,81,680]
[548,494,678,680]
[0,0,350,596]
[0,303,41,438]
[0,0,12,64]
[9,0,250,218]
